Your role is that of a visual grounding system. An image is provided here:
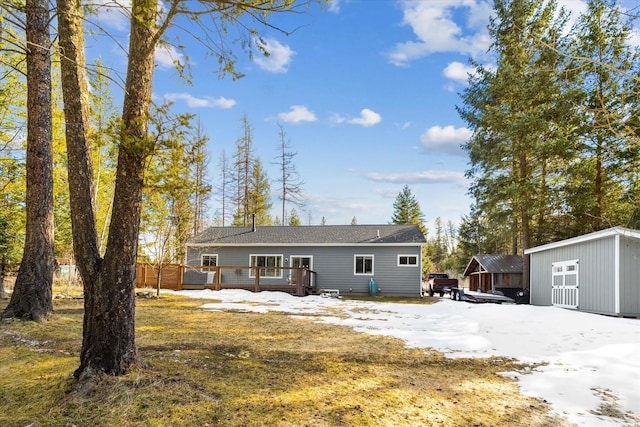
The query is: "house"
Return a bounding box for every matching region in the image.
[524,227,640,317]
[184,224,426,297]
[462,254,524,299]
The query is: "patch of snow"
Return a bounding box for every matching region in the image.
[166,289,640,426]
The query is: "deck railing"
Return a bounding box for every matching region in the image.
[136,263,316,296]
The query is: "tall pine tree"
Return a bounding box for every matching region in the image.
[458,0,571,288]
[391,185,426,235]
[4,0,56,321]
[247,158,272,226]
[274,123,304,225]
[233,114,253,226]
[564,0,639,233]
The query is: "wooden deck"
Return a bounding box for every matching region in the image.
[136,263,317,296]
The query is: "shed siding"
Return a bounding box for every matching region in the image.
[186,245,422,297]
[530,237,618,314]
[529,253,551,305]
[619,235,640,316]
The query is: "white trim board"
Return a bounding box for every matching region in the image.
[525,227,640,255]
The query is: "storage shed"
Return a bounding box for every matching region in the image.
[524,227,640,317]
[463,254,524,299]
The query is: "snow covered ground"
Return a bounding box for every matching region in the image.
[169,289,640,426]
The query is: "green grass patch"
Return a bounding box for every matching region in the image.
[0,294,570,426]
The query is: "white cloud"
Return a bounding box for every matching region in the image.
[92,0,132,31]
[443,61,475,83]
[328,0,341,13]
[304,192,371,222]
[348,109,382,127]
[557,0,588,28]
[630,28,640,47]
[558,1,640,47]
[254,38,296,73]
[420,125,472,156]
[365,170,467,186]
[278,105,317,124]
[163,93,236,109]
[155,45,185,70]
[387,0,493,66]
[329,112,347,126]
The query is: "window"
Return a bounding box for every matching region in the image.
[398,255,418,266]
[354,255,374,275]
[201,254,217,271]
[250,255,283,278]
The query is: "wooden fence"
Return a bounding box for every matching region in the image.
[135,263,316,296]
[135,263,183,290]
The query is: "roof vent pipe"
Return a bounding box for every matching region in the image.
[376,229,380,238]
[252,214,256,232]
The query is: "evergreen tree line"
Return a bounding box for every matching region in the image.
[0,52,310,274]
[0,43,307,270]
[0,56,211,270]
[456,0,639,282]
[216,114,306,228]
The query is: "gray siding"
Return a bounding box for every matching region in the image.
[529,252,552,306]
[530,236,618,315]
[186,244,423,297]
[619,235,640,316]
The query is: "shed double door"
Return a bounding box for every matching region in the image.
[551,260,579,309]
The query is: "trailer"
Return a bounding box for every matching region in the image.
[449,288,514,304]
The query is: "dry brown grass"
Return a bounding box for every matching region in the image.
[0,293,572,426]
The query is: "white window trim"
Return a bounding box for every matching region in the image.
[397,254,418,267]
[200,254,218,272]
[249,254,283,278]
[552,259,579,275]
[354,254,374,276]
[290,255,314,270]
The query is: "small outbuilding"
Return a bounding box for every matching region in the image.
[525,227,640,317]
[463,254,524,299]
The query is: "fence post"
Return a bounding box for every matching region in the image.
[215,266,221,291]
[254,267,260,292]
[177,265,183,291]
[296,268,303,296]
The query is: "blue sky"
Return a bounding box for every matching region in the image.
[90,0,639,234]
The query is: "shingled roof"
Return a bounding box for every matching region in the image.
[463,254,523,276]
[187,224,426,246]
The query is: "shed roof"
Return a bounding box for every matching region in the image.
[187,224,426,247]
[524,226,640,255]
[463,254,523,276]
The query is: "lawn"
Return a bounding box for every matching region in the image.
[0,293,570,426]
